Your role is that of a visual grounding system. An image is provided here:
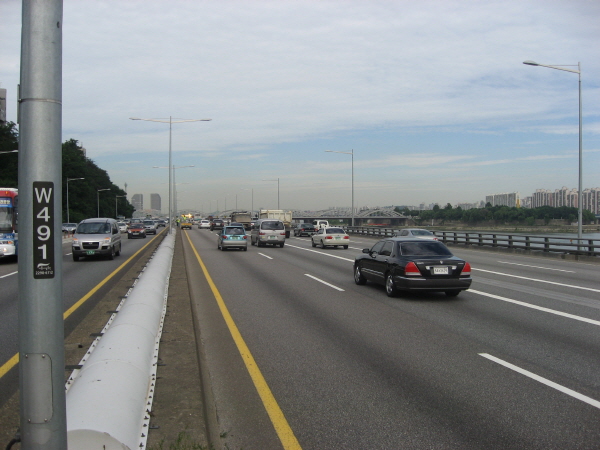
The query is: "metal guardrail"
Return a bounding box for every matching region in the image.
[346,227,600,257]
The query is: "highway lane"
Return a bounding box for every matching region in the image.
[0,230,166,406]
[184,228,600,449]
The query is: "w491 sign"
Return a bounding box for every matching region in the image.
[33,182,55,279]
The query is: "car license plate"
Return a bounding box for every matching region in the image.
[232,236,240,240]
[86,250,95,255]
[269,236,277,239]
[335,237,341,240]
[433,267,448,275]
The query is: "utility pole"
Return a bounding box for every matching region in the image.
[18,0,67,448]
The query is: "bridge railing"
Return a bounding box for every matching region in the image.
[345,227,599,257]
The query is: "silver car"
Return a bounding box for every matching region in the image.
[250,219,286,248]
[217,226,248,251]
[72,218,122,261]
[143,219,157,235]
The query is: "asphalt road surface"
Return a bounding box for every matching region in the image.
[182,227,600,450]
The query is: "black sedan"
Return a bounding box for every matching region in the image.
[293,223,317,236]
[354,238,472,297]
[210,219,225,231]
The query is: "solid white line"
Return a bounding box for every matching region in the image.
[475,268,600,293]
[304,274,345,291]
[479,353,600,410]
[0,271,18,279]
[258,253,273,260]
[286,244,354,262]
[470,289,600,327]
[497,261,575,273]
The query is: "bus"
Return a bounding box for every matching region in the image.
[0,188,18,259]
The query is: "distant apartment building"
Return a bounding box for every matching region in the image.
[150,193,161,212]
[527,186,599,214]
[485,192,520,208]
[131,194,143,211]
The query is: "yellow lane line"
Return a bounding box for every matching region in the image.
[0,233,163,380]
[184,231,302,450]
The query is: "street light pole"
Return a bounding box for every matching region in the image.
[262,178,280,209]
[130,116,211,233]
[66,177,84,223]
[523,60,583,243]
[325,149,355,227]
[115,195,126,218]
[97,188,110,218]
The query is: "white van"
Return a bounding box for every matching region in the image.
[312,219,330,230]
[251,219,286,247]
[72,218,122,261]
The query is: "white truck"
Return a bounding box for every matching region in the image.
[259,209,293,238]
[230,211,253,230]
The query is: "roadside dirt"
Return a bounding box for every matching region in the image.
[0,231,208,449]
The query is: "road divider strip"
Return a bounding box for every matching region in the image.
[185,232,302,450]
[475,268,600,293]
[0,233,163,381]
[479,353,600,410]
[470,289,600,327]
[286,243,354,262]
[304,274,345,291]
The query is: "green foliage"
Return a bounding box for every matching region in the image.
[404,204,594,226]
[0,126,133,222]
[0,122,19,187]
[62,139,133,222]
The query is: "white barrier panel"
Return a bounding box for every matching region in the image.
[66,233,175,450]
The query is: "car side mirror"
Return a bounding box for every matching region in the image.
[362,248,370,253]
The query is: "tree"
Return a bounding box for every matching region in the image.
[0,122,19,187]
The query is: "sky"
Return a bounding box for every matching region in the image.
[1,0,599,214]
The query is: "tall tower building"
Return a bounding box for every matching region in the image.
[131,194,143,211]
[151,193,161,212]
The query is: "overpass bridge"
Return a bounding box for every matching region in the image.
[293,207,411,227]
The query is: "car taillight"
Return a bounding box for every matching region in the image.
[280,232,285,235]
[461,262,471,276]
[343,236,349,240]
[222,236,228,239]
[405,262,421,276]
[243,235,247,239]
[259,232,265,235]
[326,236,333,239]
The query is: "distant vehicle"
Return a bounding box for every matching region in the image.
[62,223,77,233]
[72,218,122,261]
[250,219,285,247]
[0,188,19,259]
[156,220,167,227]
[117,222,128,233]
[210,219,225,231]
[230,211,253,230]
[354,238,472,297]
[217,225,248,251]
[198,220,211,229]
[143,220,157,234]
[180,218,193,230]
[311,227,349,249]
[312,219,329,230]
[127,223,146,239]
[259,210,293,238]
[393,228,438,240]
[293,223,317,237]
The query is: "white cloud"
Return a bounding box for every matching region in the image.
[2,0,599,210]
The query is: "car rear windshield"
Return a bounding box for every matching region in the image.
[326,228,345,234]
[398,241,452,256]
[261,221,284,230]
[411,230,433,236]
[224,227,245,235]
[77,222,111,234]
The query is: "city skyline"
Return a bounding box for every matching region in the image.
[1,1,599,211]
